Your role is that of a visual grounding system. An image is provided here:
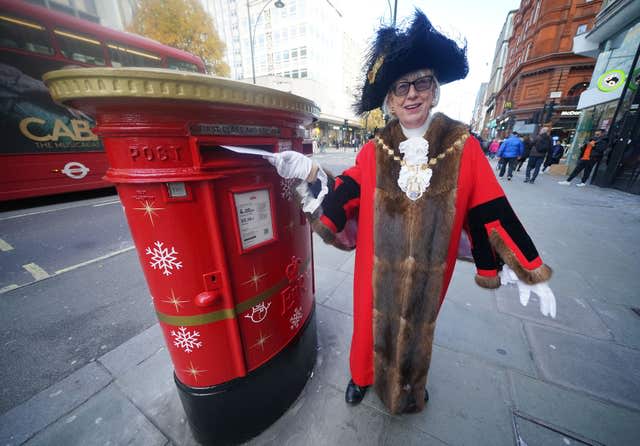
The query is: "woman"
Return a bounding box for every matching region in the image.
[269,10,556,415]
[488,138,500,159]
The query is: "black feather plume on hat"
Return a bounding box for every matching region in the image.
[355,9,468,115]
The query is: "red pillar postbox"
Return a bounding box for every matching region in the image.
[44,68,320,445]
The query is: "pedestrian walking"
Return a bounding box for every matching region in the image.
[542,137,564,173]
[267,10,556,415]
[559,130,607,187]
[525,127,551,183]
[497,131,524,180]
[488,138,500,159]
[516,135,532,171]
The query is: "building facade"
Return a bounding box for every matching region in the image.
[484,10,518,138]
[571,0,640,193]
[205,0,363,144]
[470,82,488,136]
[494,0,603,142]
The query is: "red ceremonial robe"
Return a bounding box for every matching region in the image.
[308,113,551,414]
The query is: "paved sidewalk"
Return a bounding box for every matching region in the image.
[2,161,640,445]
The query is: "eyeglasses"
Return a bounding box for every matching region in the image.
[391,75,434,96]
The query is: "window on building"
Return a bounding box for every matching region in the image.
[301,68,308,78]
[284,71,290,77]
[56,29,106,65]
[576,24,588,35]
[291,48,298,60]
[291,69,299,78]
[300,46,307,58]
[0,14,54,55]
[283,50,289,61]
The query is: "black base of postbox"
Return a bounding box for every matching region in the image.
[175,305,318,445]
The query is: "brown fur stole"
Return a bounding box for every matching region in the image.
[373,113,468,414]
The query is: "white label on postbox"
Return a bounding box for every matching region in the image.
[278,140,292,152]
[234,189,274,250]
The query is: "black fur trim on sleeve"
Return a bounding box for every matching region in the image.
[321,175,361,232]
[467,196,539,271]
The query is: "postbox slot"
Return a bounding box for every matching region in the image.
[199,144,276,168]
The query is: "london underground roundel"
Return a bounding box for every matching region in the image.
[597,69,626,92]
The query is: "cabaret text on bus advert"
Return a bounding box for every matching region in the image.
[19,117,99,150]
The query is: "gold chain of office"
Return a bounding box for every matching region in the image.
[375,134,467,170]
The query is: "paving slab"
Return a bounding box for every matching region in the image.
[313,304,353,392]
[313,265,349,305]
[513,414,595,446]
[525,322,640,411]
[338,252,355,274]
[495,273,612,340]
[435,298,537,376]
[312,234,353,272]
[0,361,112,446]
[401,345,514,446]
[24,384,167,446]
[509,371,640,446]
[321,273,354,315]
[246,380,389,446]
[111,346,198,446]
[445,261,498,313]
[382,419,449,446]
[588,299,640,351]
[98,323,165,377]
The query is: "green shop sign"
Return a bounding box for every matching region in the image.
[597,69,626,92]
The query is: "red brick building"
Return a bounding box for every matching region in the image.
[494,0,603,140]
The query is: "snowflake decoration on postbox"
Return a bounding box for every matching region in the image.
[290,306,303,330]
[146,241,183,276]
[171,326,202,353]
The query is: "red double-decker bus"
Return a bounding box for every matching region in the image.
[0,0,206,202]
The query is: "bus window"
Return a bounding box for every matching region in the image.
[167,57,200,72]
[0,15,54,55]
[54,29,106,65]
[107,43,162,68]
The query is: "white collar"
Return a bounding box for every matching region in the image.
[400,114,432,139]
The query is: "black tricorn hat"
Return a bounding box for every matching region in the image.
[356,10,468,114]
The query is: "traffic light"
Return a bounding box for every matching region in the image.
[543,101,555,122]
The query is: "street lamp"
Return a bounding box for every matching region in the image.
[247,0,285,84]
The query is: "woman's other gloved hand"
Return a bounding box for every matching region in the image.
[500,264,557,318]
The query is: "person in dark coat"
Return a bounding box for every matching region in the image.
[559,130,607,187]
[516,135,532,171]
[525,127,551,184]
[542,137,564,173]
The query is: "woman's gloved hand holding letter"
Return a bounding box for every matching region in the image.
[266,151,327,214]
[267,151,316,181]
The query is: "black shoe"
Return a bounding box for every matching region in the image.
[529,180,535,184]
[507,176,512,181]
[524,178,529,183]
[345,379,368,405]
[424,388,429,402]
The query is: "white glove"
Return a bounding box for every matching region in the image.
[500,265,557,318]
[267,151,314,180]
